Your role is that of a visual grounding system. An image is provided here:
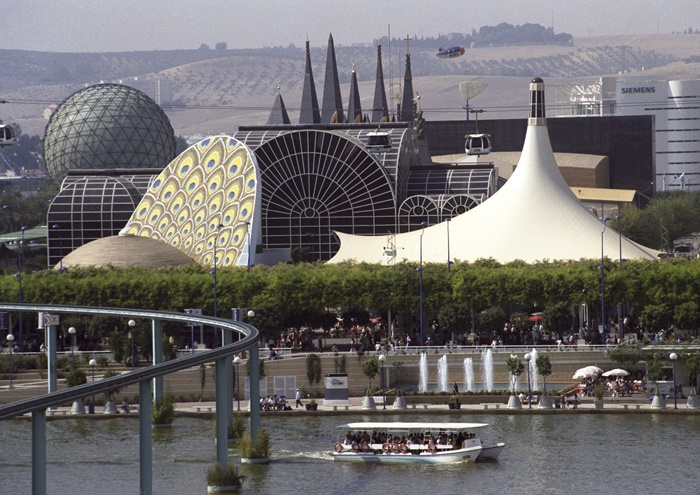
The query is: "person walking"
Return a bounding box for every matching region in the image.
[295,388,303,408]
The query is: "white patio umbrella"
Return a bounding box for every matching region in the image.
[602,368,629,377]
[573,368,598,379]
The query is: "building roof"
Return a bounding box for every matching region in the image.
[60,235,195,268]
[329,78,659,264]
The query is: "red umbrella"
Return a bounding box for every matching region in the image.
[528,314,542,322]
[370,317,383,324]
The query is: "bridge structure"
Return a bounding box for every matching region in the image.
[0,303,261,495]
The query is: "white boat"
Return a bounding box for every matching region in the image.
[477,441,506,461]
[332,422,501,464]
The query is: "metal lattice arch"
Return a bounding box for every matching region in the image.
[234,129,397,260]
[43,83,176,185]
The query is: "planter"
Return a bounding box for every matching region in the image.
[103,400,118,414]
[507,395,522,409]
[362,395,376,410]
[70,400,85,414]
[651,393,666,409]
[392,396,407,410]
[594,400,604,410]
[448,402,461,409]
[538,395,552,409]
[305,403,318,411]
[687,395,699,409]
[240,457,270,464]
[207,485,242,493]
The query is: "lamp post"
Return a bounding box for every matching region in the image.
[524,352,532,409]
[615,214,623,341]
[89,358,97,414]
[670,352,678,410]
[51,223,64,272]
[4,205,26,347]
[68,326,76,371]
[600,216,609,345]
[128,319,136,371]
[378,353,386,410]
[234,356,242,411]
[419,221,427,346]
[445,217,452,273]
[7,333,14,388]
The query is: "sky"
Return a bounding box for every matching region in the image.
[2,0,700,53]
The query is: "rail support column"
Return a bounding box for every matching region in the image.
[151,319,164,401]
[32,409,47,495]
[215,357,228,466]
[222,327,234,427]
[249,345,260,438]
[46,322,58,400]
[139,380,153,495]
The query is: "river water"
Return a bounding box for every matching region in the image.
[2,412,699,494]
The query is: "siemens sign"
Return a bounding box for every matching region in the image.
[621,87,656,94]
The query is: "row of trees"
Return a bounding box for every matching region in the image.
[3,256,700,344]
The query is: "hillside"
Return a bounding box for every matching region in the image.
[2,34,700,137]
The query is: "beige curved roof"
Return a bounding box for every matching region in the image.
[59,235,196,269]
[329,85,658,265]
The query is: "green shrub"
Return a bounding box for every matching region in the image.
[66,369,87,388]
[206,462,244,488]
[238,429,270,459]
[152,394,175,425]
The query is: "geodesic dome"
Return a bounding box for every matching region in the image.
[44,83,176,185]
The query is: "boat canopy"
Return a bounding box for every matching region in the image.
[339,422,488,430]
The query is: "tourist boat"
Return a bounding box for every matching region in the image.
[332,422,503,464]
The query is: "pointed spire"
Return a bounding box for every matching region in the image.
[347,64,362,124]
[321,33,344,123]
[299,40,321,124]
[267,87,291,125]
[372,44,389,122]
[400,34,414,122]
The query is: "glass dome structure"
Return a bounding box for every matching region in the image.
[44,83,176,185]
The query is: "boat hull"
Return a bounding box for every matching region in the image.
[477,442,506,461]
[333,446,482,464]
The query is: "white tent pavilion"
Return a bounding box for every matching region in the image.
[329,78,659,265]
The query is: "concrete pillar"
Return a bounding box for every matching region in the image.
[139,380,153,495]
[32,409,46,495]
[215,358,228,466]
[249,345,260,438]
[46,323,57,399]
[222,327,234,428]
[151,319,163,401]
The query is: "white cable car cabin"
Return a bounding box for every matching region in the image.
[365,131,392,154]
[465,133,491,156]
[0,124,17,147]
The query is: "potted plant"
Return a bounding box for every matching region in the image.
[506,355,525,409]
[647,354,666,409]
[687,388,699,409]
[238,429,271,464]
[305,398,318,411]
[392,389,407,410]
[535,354,553,409]
[152,394,176,426]
[206,462,244,493]
[101,369,124,414]
[593,385,606,409]
[66,368,87,414]
[448,394,461,409]
[361,387,376,410]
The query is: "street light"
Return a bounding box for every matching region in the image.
[600,216,610,345]
[670,352,678,410]
[378,353,386,410]
[68,326,76,371]
[128,319,136,371]
[234,356,242,411]
[7,333,14,388]
[89,358,97,414]
[445,217,452,273]
[615,214,623,340]
[524,352,532,409]
[418,221,427,346]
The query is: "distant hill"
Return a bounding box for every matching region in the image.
[2,34,699,137]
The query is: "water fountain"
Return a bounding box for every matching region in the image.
[529,348,539,391]
[418,352,428,393]
[481,349,494,392]
[464,357,474,392]
[437,355,448,392]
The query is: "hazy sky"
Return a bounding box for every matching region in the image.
[2,0,699,52]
